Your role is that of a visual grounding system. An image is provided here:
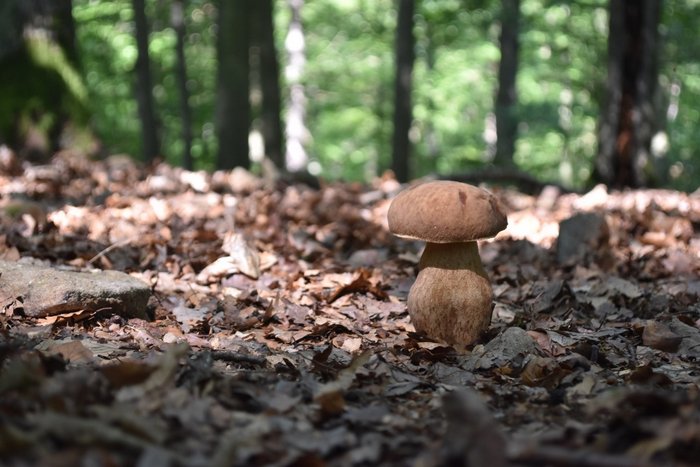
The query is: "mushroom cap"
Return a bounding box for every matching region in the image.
[387,181,507,243]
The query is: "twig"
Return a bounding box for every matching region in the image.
[210,350,267,366]
[509,442,656,467]
[87,237,136,266]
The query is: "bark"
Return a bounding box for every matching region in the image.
[424,22,439,164]
[0,0,77,62]
[284,0,309,173]
[171,0,193,170]
[0,1,23,59]
[254,0,284,170]
[54,0,79,68]
[595,0,662,188]
[494,0,520,168]
[132,0,160,162]
[216,0,251,170]
[390,0,416,183]
[0,0,85,158]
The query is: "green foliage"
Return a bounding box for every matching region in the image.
[73,0,140,157]
[516,0,608,187]
[0,35,87,148]
[302,0,396,180]
[27,35,88,106]
[73,0,217,164]
[661,0,700,191]
[413,1,499,175]
[299,0,610,187]
[65,0,698,189]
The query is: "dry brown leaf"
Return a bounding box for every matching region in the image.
[100,360,157,388]
[642,321,682,352]
[36,340,95,363]
[35,309,95,326]
[314,350,372,417]
[326,269,387,303]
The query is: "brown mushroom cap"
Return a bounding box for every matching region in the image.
[388,181,508,243]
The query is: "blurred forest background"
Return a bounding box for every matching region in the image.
[0,0,698,191]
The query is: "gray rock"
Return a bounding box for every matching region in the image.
[556,212,609,265]
[0,260,150,318]
[667,318,700,358]
[346,248,388,268]
[464,327,538,371]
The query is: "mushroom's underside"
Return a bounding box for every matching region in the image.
[407,241,492,345]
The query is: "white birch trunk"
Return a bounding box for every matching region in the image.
[284,0,309,172]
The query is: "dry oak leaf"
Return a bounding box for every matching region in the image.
[326,268,388,303]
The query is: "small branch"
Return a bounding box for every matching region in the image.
[210,350,267,366]
[88,237,136,266]
[509,442,655,467]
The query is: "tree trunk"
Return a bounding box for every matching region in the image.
[424,21,439,167]
[595,0,662,188]
[171,0,193,170]
[254,0,284,170]
[55,0,79,68]
[390,0,415,183]
[494,0,520,168]
[132,0,160,162]
[216,0,251,170]
[284,0,309,173]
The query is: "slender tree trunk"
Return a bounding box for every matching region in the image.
[0,1,23,59]
[284,0,309,173]
[390,0,415,183]
[254,0,284,170]
[637,0,664,184]
[372,71,389,177]
[50,0,82,150]
[595,0,662,188]
[423,21,439,169]
[55,0,79,68]
[171,0,193,170]
[597,1,623,186]
[494,0,520,168]
[216,0,251,170]
[132,0,160,162]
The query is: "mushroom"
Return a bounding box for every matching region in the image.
[387,181,507,345]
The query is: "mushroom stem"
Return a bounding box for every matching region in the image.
[407,241,493,345]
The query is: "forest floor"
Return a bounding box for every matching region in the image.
[1,152,699,467]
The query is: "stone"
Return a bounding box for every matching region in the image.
[556,212,609,265]
[463,327,539,371]
[0,260,150,318]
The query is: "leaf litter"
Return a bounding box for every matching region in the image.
[0,153,699,466]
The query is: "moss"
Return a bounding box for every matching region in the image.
[0,36,88,154]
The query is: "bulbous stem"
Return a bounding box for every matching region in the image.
[407,241,493,345]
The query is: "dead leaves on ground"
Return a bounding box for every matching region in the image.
[0,153,699,465]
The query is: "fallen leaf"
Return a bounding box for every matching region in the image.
[172,302,208,333]
[100,359,157,388]
[642,321,682,352]
[35,340,95,364]
[606,276,643,299]
[314,351,372,417]
[35,309,95,326]
[221,232,261,278]
[326,269,387,303]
